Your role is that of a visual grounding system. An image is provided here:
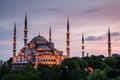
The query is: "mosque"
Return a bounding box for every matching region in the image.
[12,14,70,70]
[12,14,112,70]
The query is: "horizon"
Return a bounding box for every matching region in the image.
[1,0,120,61]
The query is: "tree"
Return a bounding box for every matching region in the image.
[70,68,89,80]
[106,69,120,79]
[88,69,108,80]
[0,58,12,79]
[38,64,62,80]
[79,59,88,69]
[104,57,117,68]
[70,57,88,69]
[62,58,80,72]
[115,76,120,80]
[82,57,92,67]
[90,55,101,61]
[100,62,107,70]
[97,55,105,59]
[1,73,21,80]
[115,57,120,70]
[90,60,101,69]
[0,59,3,68]
[22,63,40,80]
[61,66,69,80]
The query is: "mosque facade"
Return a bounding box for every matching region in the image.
[12,14,70,70]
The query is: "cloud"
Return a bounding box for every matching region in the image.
[111,32,120,36]
[110,32,120,41]
[85,31,120,41]
[84,7,101,13]
[85,36,104,41]
[47,8,62,12]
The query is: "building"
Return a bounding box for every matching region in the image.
[12,14,70,70]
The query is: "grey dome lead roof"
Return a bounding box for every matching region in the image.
[31,35,48,43]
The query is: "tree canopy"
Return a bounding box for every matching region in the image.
[0,56,120,80]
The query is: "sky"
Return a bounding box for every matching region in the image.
[0,0,120,61]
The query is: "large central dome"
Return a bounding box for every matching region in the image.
[29,35,56,53]
[31,35,48,44]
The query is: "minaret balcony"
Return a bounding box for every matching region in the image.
[82,44,84,46]
[24,29,28,32]
[66,46,70,49]
[82,50,84,51]
[13,36,16,38]
[66,39,70,42]
[108,48,111,51]
[108,41,111,44]
[66,32,70,35]
[13,42,16,44]
[24,38,28,40]
[13,49,16,51]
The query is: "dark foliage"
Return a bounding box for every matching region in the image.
[1,56,120,80]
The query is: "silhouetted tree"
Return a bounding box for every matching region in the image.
[115,57,120,70]
[106,69,120,79]
[1,73,21,80]
[0,58,12,79]
[88,69,108,80]
[22,63,40,80]
[91,60,101,69]
[104,57,117,68]
[82,57,92,67]
[70,68,89,80]
[79,59,88,69]
[38,64,62,80]
[0,59,3,68]
[62,58,79,73]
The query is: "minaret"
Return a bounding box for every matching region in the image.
[108,27,111,57]
[66,17,70,58]
[24,13,28,60]
[49,26,52,42]
[82,33,84,57]
[13,23,17,57]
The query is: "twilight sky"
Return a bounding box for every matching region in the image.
[1,0,120,61]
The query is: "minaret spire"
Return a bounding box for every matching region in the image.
[49,26,52,42]
[24,13,28,60]
[108,27,111,57]
[13,22,17,57]
[82,33,84,57]
[25,12,27,28]
[66,17,70,58]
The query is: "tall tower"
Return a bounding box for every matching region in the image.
[13,23,17,57]
[82,33,84,57]
[49,26,52,42]
[24,13,28,60]
[108,27,111,57]
[66,17,70,58]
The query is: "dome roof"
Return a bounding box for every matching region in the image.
[29,35,56,52]
[30,35,48,44]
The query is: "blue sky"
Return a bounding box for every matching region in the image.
[1,0,120,61]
